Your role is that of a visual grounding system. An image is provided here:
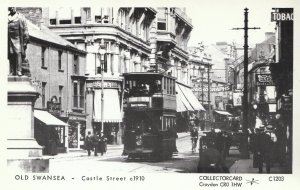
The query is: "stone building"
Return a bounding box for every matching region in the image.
[16,8,87,153]
[35,7,195,143]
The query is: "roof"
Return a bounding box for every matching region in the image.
[27,20,85,53]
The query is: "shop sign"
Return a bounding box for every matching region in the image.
[271,12,293,21]
[47,96,61,115]
[130,103,148,108]
[233,92,242,106]
[87,81,120,89]
[256,74,274,86]
[193,85,232,92]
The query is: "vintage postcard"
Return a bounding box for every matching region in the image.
[1,0,299,189]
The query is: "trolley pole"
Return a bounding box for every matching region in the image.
[232,8,260,159]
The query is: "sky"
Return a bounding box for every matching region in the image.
[185,0,296,46]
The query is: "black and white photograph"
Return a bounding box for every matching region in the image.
[1,0,300,189]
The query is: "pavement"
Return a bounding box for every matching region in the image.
[41,132,191,160]
[229,153,291,174]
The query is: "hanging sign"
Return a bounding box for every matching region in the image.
[256,74,274,86]
[233,92,242,106]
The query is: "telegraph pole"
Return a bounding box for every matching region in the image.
[232,8,260,159]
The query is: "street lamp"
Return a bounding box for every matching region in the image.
[98,39,106,136]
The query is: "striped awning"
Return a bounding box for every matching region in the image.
[176,83,194,112]
[93,89,122,123]
[177,84,206,111]
[176,83,205,112]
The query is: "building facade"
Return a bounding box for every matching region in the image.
[188,42,236,129]
[17,7,87,152]
[37,7,193,143]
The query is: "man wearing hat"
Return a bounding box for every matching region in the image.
[252,126,274,173]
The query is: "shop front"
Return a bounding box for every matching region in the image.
[68,112,87,149]
[87,79,123,144]
[34,109,68,155]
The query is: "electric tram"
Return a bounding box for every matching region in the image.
[122,72,177,161]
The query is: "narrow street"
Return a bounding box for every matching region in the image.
[49,134,200,173]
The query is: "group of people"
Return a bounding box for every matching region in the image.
[249,113,287,173]
[85,131,107,156]
[197,129,230,173]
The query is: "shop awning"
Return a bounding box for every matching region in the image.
[34,110,68,126]
[178,84,206,111]
[176,83,193,112]
[176,83,206,112]
[93,89,122,123]
[214,110,232,116]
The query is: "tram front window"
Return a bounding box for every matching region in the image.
[125,79,162,97]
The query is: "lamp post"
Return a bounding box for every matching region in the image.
[99,40,106,136]
[200,66,206,129]
[232,8,260,159]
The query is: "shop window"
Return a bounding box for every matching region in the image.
[79,124,86,149]
[68,123,78,148]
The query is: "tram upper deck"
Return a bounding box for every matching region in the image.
[123,72,176,111]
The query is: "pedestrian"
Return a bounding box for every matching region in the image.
[168,126,178,153]
[98,135,107,156]
[190,127,198,153]
[8,7,30,76]
[252,127,274,173]
[197,140,229,173]
[84,131,93,156]
[223,131,232,158]
[92,132,100,156]
[274,114,287,166]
